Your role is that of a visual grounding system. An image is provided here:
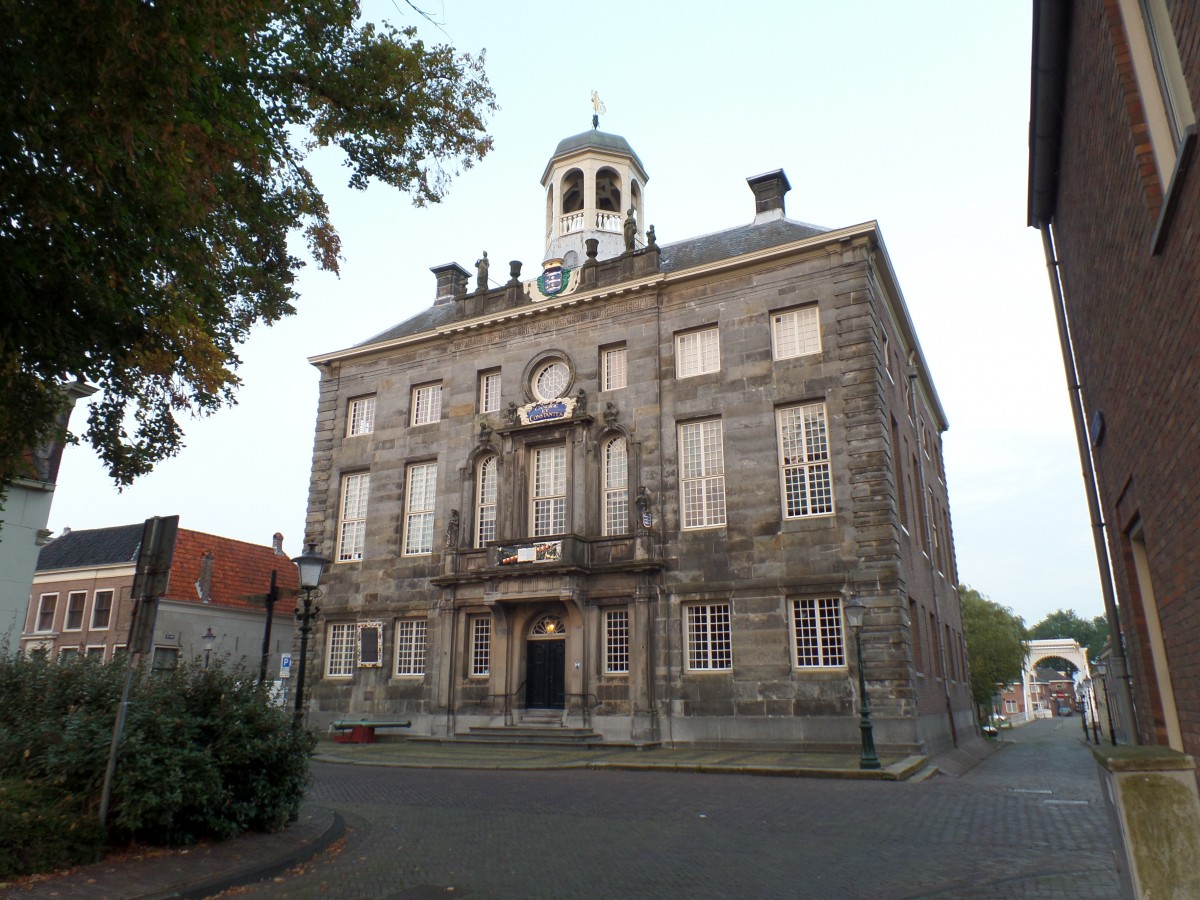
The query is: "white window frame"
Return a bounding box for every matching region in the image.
[679,419,726,529]
[326,623,355,677]
[1005,699,1018,714]
[35,593,57,632]
[85,645,106,660]
[336,472,370,562]
[471,616,491,677]
[64,591,86,631]
[531,444,567,537]
[675,327,720,378]
[771,306,820,360]
[601,345,627,391]
[603,436,629,536]
[411,382,443,426]
[59,646,80,663]
[90,589,114,630]
[476,455,498,547]
[686,603,732,671]
[604,608,631,674]
[532,360,570,402]
[777,402,835,519]
[792,597,846,668]
[403,462,438,556]
[395,619,428,676]
[479,370,502,414]
[347,395,376,437]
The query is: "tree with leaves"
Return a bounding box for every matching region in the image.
[0,0,496,490]
[959,584,1029,723]
[1027,608,1109,668]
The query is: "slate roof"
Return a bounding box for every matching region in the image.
[352,216,832,350]
[36,524,145,570]
[543,130,648,179]
[658,217,829,272]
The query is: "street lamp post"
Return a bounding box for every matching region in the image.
[1093,661,1118,746]
[201,626,216,670]
[843,593,881,770]
[291,542,329,731]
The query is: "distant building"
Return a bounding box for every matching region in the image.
[301,126,973,754]
[0,382,94,642]
[1028,1,1199,758]
[21,524,299,678]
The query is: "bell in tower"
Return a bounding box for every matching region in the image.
[541,123,649,267]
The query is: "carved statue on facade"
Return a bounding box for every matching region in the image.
[623,208,636,252]
[646,225,657,250]
[506,401,520,426]
[475,251,489,292]
[575,388,588,415]
[478,420,492,443]
[603,401,618,426]
[445,509,460,548]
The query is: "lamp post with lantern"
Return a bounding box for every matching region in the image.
[201,626,216,670]
[843,592,881,770]
[1092,660,1118,746]
[290,542,329,731]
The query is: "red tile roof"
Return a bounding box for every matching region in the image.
[166,530,301,614]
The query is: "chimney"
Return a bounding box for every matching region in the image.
[195,550,214,604]
[430,263,471,305]
[746,170,791,224]
[272,532,285,555]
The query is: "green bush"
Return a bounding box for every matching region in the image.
[0,652,314,860]
[0,778,105,879]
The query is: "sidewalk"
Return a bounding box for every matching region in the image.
[3,735,994,898]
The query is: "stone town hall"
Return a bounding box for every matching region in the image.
[302,125,973,755]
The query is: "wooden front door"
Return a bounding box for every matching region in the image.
[526,639,566,709]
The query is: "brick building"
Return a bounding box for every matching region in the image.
[1028,0,1198,757]
[302,128,973,754]
[22,524,299,678]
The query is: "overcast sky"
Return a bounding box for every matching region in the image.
[47,2,1103,627]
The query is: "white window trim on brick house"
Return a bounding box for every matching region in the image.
[90,589,114,630]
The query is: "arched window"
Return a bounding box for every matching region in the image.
[476,455,497,547]
[561,169,584,213]
[603,436,629,535]
[595,167,622,212]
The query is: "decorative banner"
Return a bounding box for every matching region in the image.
[518,397,576,425]
[498,541,563,565]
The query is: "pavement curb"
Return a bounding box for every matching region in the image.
[146,806,344,900]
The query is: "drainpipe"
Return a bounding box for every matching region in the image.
[1038,223,1137,743]
[909,353,958,748]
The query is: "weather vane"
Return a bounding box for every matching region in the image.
[591,91,606,129]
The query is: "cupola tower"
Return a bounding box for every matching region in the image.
[540,128,649,266]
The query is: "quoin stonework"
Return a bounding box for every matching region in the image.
[301,126,972,755]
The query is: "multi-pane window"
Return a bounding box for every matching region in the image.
[337,472,370,562]
[601,345,627,391]
[532,445,567,536]
[686,603,732,670]
[471,616,491,677]
[403,463,438,556]
[675,327,720,378]
[605,608,631,674]
[348,395,376,436]
[326,623,355,676]
[777,403,834,518]
[772,306,820,359]
[59,647,79,663]
[1005,699,1018,714]
[533,360,570,402]
[479,371,502,413]
[411,382,443,425]
[395,619,428,676]
[792,597,846,668]
[151,647,178,671]
[91,589,114,629]
[603,436,629,535]
[64,592,86,631]
[679,420,726,529]
[35,594,57,632]
[476,455,498,547]
[85,645,106,660]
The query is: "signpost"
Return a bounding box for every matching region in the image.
[99,515,178,827]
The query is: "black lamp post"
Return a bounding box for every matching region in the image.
[1093,661,1118,746]
[201,626,216,670]
[844,593,881,770]
[291,542,329,730]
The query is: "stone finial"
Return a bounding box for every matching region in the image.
[508,260,522,284]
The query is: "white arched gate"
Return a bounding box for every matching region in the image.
[1021,638,1092,719]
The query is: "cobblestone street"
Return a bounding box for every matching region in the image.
[233,719,1122,899]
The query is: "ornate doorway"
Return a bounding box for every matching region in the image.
[525,614,566,709]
